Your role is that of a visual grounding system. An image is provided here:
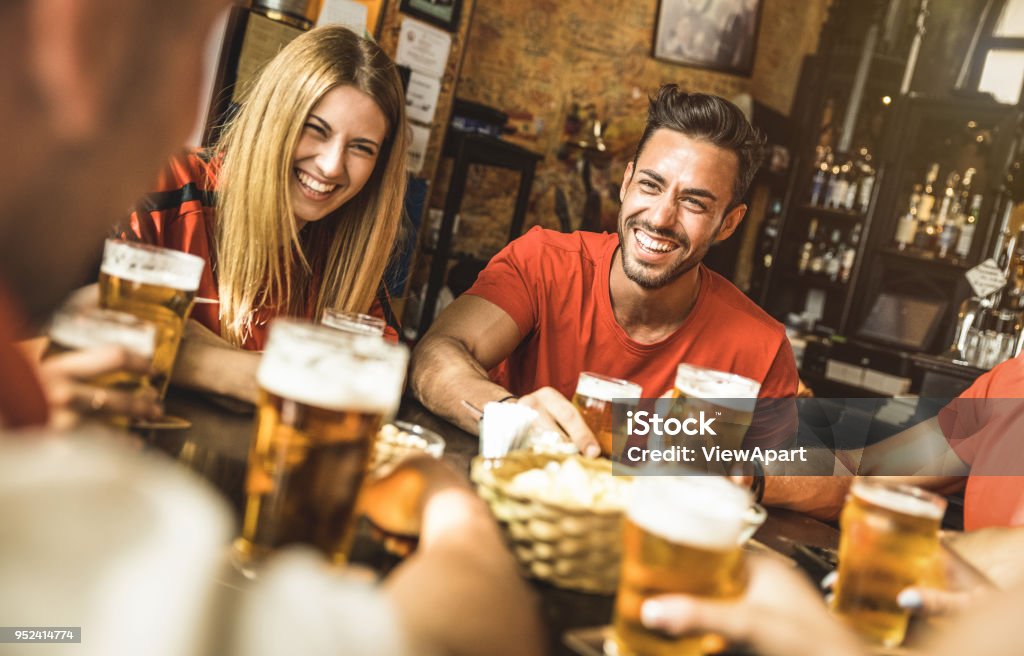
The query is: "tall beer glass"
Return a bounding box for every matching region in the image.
[47,307,157,423]
[233,319,408,572]
[832,479,946,647]
[321,308,386,337]
[571,372,642,456]
[614,476,751,656]
[98,239,204,396]
[672,364,760,463]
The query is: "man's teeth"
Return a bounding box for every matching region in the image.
[635,230,677,253]
[297,170,338,194]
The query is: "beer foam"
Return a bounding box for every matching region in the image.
[575,373,642,402]
[257,321,408,414]
[627,476,750,550]
[101,240,204,292]
[49,309,156,358]
[674,364,760,412]
[853,482,945,521]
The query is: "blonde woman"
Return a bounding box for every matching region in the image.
[123,26,408,401]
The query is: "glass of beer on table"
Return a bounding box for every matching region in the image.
[613,475,752,656]
[98,239,204,399]
[321,308,386,337]
[233,319,408,575]
[46,307,158,424]
[831,479,947,648]
[571,372,642,456]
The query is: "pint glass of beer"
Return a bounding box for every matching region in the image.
[571,372,642,456]
[46,307,158,422]
[831,479,947,647]
[321,309,386,337]
[234,319,409,572]
[614,476,751,656]
[98,239,204,396]
[671,364,760,464]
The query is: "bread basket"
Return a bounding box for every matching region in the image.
[470,452,629,594]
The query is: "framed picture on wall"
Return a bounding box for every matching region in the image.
[652,0,764,76]
[399,0,462,32]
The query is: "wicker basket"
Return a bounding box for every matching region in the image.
[470,452,629,594]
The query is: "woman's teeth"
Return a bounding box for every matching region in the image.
[296,170,338,194]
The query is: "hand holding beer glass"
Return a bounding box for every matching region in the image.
[831,479,947,648]
[233,319,408,575]
[98,239,205,427]
[44,306,160,427]
[613,476,752,656]
[571,372,642,457]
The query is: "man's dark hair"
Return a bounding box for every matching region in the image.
[633,85,766,209]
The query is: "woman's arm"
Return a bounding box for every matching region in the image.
[170,319,260,403]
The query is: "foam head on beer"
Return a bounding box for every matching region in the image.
[575,372,643,403]
[852,480,946,521]
[628,475,751,550]
[321,309,386,337]
[100,239,204,293]
[257,320,408,416]
[674,364,761,413]
[49,308,156,359]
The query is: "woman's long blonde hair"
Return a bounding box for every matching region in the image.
[213,26,408,346]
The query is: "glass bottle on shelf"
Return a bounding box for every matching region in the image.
[894,185,922,251]
[758,199,783,271]
[913,163,941,253]
[828,162,851,209]
[856,157,876,214]
[797,218,819,274]
[825,228,843,281]
[809,147,832,207]
[839,223,861,283]
[955,193,983,260]
[935,171,962,260]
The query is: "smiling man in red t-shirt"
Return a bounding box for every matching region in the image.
[411,87,798,455]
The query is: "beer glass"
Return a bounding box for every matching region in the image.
[46,307,157,423]
[671,364,760,468]
[321,309,386,337]
[233,319,409,573]
[98,239,204,397]
[831,479,947,647]
[613,476,751,656]
[571,372,642,456]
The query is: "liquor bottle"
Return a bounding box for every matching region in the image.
[913,163,941,253]
[894,185,922,251]
[809,147,831,206]
[843,162,859,211]
[797,218,819,274]
[825,228,843,281]
[758,199,783,270]
[829,163,850,209]
[857,160,876,214]
[839,223,861,283]
[935,172,961,259]
[809,222,828,274]
[955,193,983,259]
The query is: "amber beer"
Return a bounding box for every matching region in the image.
[571,372,642,456]
[98,240,204,396]
[321,308,386,337]
[234,320,408,571]
[832,480,947,647]
[614,476,751,656]
[47,307,157,397]
[671,364,760,472]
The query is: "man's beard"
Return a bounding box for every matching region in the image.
[617,213,706,290]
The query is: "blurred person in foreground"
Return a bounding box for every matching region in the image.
[411,87,798,456]
[0,1,543,655]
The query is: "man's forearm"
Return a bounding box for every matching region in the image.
[410,334,512,434]
[171,336,260,403]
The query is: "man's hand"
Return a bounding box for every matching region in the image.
[641,557,864,656]
[38,344,161,430]
[517,386,601,457]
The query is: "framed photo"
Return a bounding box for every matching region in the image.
[399,0,462,32]
[652,0,764,76]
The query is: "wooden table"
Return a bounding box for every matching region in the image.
[152,388,840,656]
